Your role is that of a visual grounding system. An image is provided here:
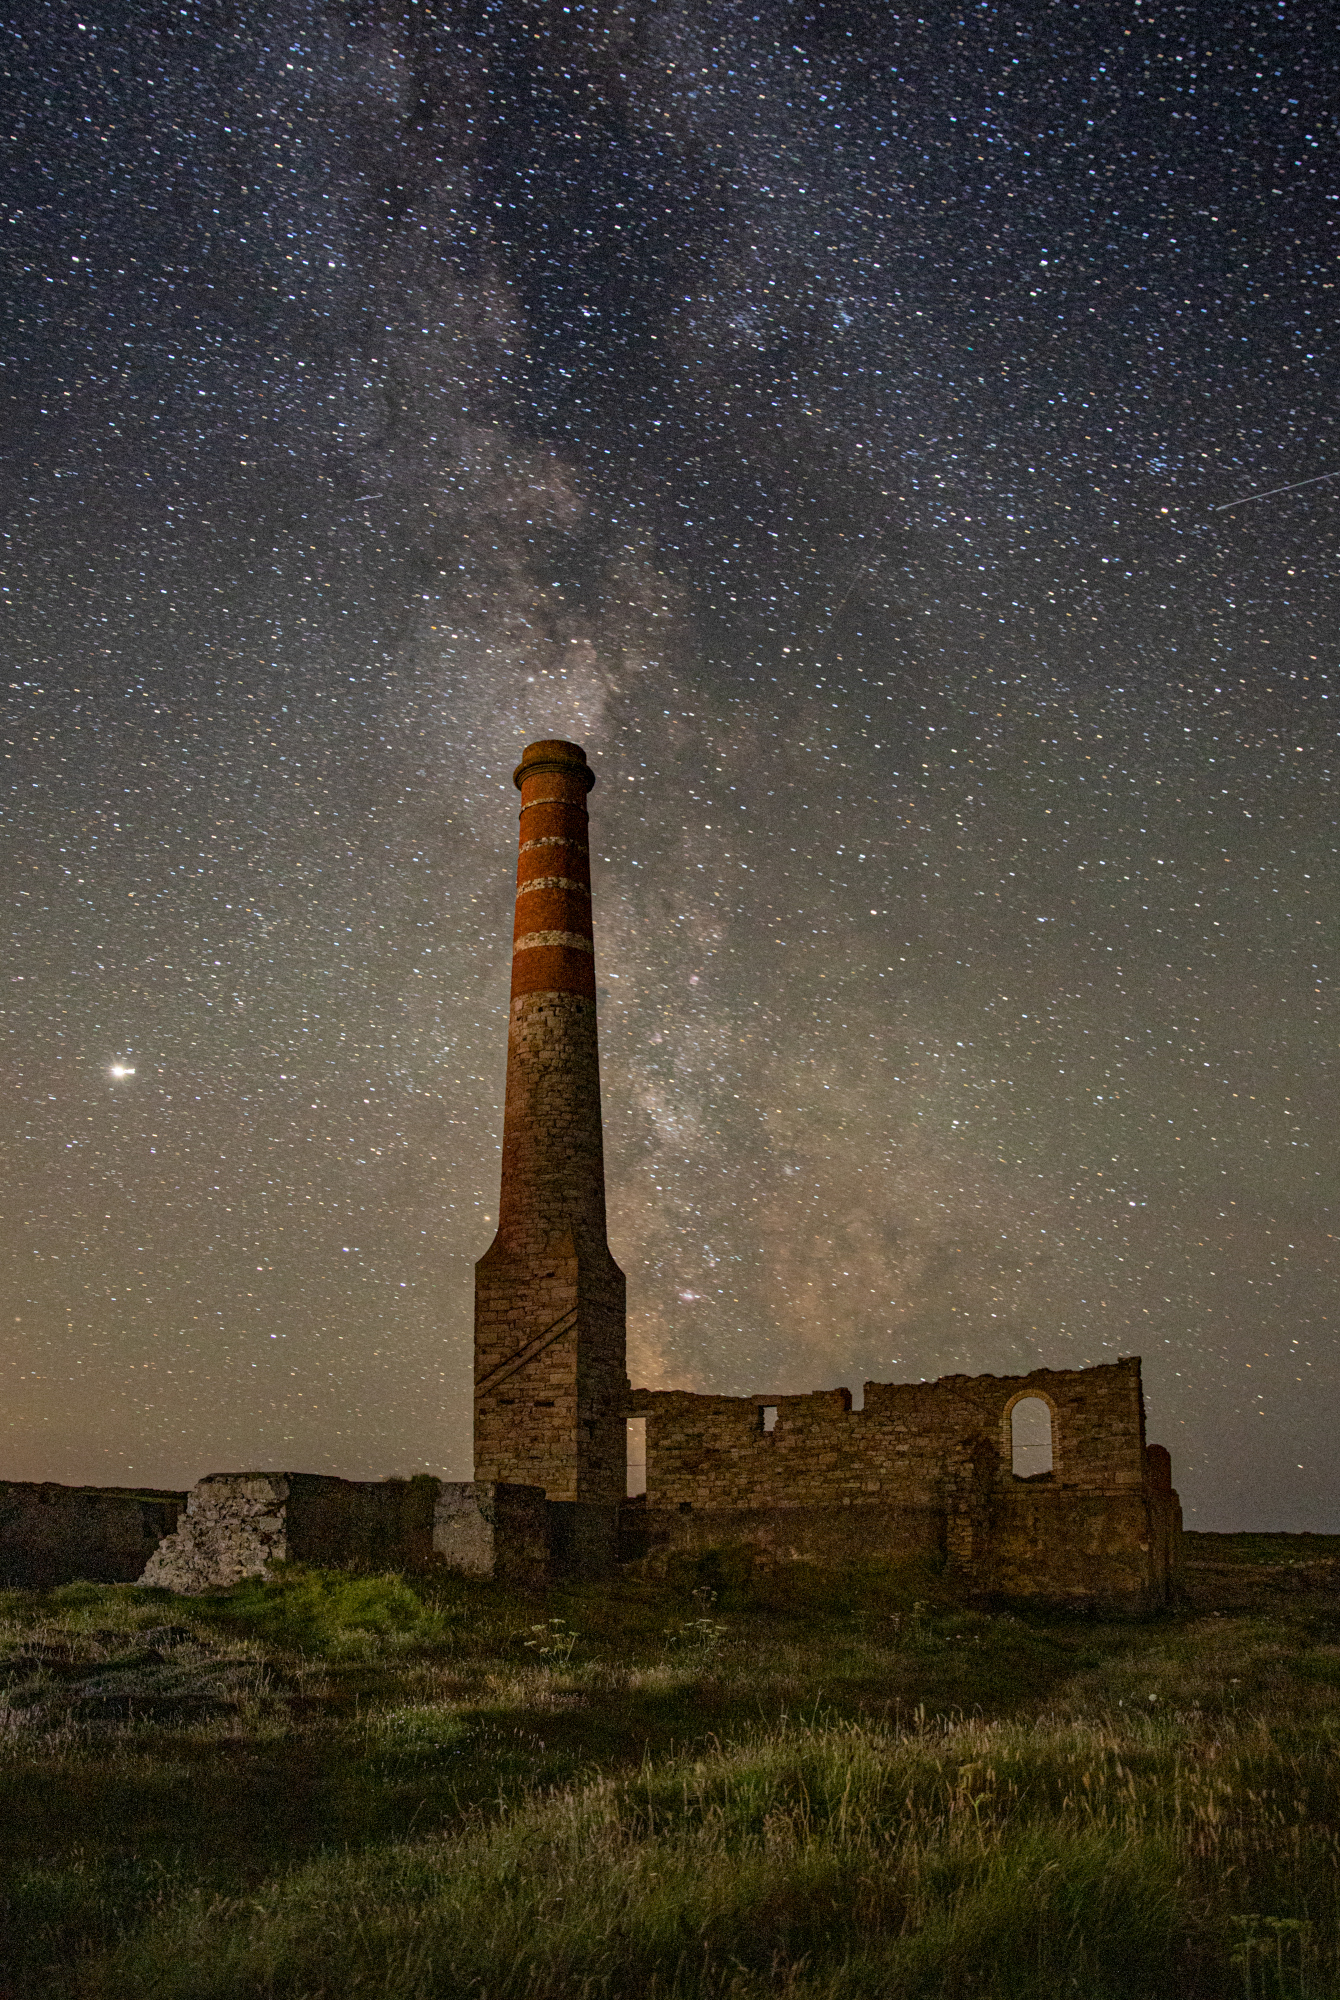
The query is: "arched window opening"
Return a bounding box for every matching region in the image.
[626,1417,647,1498]
[1010,1397,1054,1478]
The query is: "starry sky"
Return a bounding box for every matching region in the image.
[3,0,1335,1530]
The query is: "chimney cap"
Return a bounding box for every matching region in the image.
[513,739,595,793]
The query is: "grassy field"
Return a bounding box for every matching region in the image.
[3,1533,1339,1998]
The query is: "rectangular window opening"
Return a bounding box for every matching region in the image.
[1010,1397,1054,1478]
[759,1404,778,1435]
[626,1416,647,1498]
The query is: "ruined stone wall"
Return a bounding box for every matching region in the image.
[627,1359,1180,1611]
[0,1482,184,1589]
[140,1473,293,1592]
[962,1487,1164,1609]
[628,1359,1147,1511]
[628,1500,947,1573]
[432,1482,550,1589]
[1144,1443,1186,1602]
[287,1474,439,1570]
[141,1472,573,1593]
[141,1473,442,1594]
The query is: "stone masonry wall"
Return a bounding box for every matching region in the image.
[965,1486,1168,1608]
[141,1474,299,1592]
[627,1359,1180,1611]
[628,1359,1147,1511]
[630,1500,947,1573]
[433,1481,550,1588]
[141,1473,561,1593]
[0,1481,184,1589]
[1144,1444,1185,1603]
[141,1473,441,1593]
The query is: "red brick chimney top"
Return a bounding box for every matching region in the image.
[510,738,597,1000]
[513,739,595,793]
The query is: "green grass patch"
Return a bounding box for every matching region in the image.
[191,1566,447,1654]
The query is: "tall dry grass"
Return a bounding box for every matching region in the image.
[81,1703,1340,1998]
[2,1548,1338,1997]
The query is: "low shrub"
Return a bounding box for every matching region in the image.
[193,1568,441,1653]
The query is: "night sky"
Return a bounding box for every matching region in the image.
[3,0,1335,1530]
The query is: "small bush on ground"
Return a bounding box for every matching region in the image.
[0,1533,1336,1998]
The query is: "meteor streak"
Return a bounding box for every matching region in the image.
[1213,469,1340,511]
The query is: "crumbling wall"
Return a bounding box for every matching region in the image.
[433,1481,550,1588]
[141,1473,444,1594]
[627,1359,1180,1611]
[624,1499,946,1572]
[288,1474,439,1570]
[141,1474,298,1592]
[0,1482,184,1589]
[628,1359,1147,1511]
[963,1487,1165,1608]
[141,1473,578,1593]
[1144,1443,1185,1602]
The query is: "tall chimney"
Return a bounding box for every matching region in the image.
[473,739,628,1504]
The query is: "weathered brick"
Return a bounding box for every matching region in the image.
[473,741,628,1508]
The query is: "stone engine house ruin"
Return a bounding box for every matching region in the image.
[627,1370,1181,1611]
[2,736,1182,1608]
[461,737,1183,1612]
